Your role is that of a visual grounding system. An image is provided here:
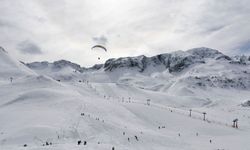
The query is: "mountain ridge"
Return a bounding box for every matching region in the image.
[26,47,249,73]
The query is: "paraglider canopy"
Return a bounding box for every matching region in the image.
[91,45,107,60]
[91,45,107,52]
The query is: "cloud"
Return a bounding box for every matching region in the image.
[0,20,9,27]
[17,40,43,55]
[0,0,250,66]
[92,35,108,46]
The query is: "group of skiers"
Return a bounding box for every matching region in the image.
[81,112,105,123]
[77,140,87,145]
[158,126,166,129]
[77,140,117,150]
[122,131,139,142]
[42,141,52,146]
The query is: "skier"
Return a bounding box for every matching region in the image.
[78,140,81,145]
[123,132,125,135]
[112,146,115,150]
[84,141,87,145]
[128,138,130,142]
[135,136,138,141]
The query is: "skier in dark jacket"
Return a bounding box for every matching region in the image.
[135,135,138,141]
[78,140,81,145]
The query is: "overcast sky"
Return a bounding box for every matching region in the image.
[0,0,250,66]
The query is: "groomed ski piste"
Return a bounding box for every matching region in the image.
[1,47,250,150]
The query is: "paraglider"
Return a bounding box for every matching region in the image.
[91,45,107,60]
[91,45,107,52]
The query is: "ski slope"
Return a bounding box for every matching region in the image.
[1,47,250,150]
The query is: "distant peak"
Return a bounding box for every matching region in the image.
[187,47,220,53]
[187,47,223,58]
[53,59,72,64]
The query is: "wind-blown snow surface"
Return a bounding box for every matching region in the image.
[1,47,250,150]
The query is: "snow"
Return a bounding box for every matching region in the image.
[1,47,250,150]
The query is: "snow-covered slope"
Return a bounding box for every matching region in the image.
[0,47,35,81]
[1,47,250,150]
[25,47,250,110]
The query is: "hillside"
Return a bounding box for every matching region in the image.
[1,47,250,150]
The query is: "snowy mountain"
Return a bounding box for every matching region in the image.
[27,60,86,72]
[1,46,250,150]
[103,47,228,73]
[26,47,235,74]
[26,47,250,90]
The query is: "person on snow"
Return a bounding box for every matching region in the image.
[78,140,81,145]
[135,136,138,141]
